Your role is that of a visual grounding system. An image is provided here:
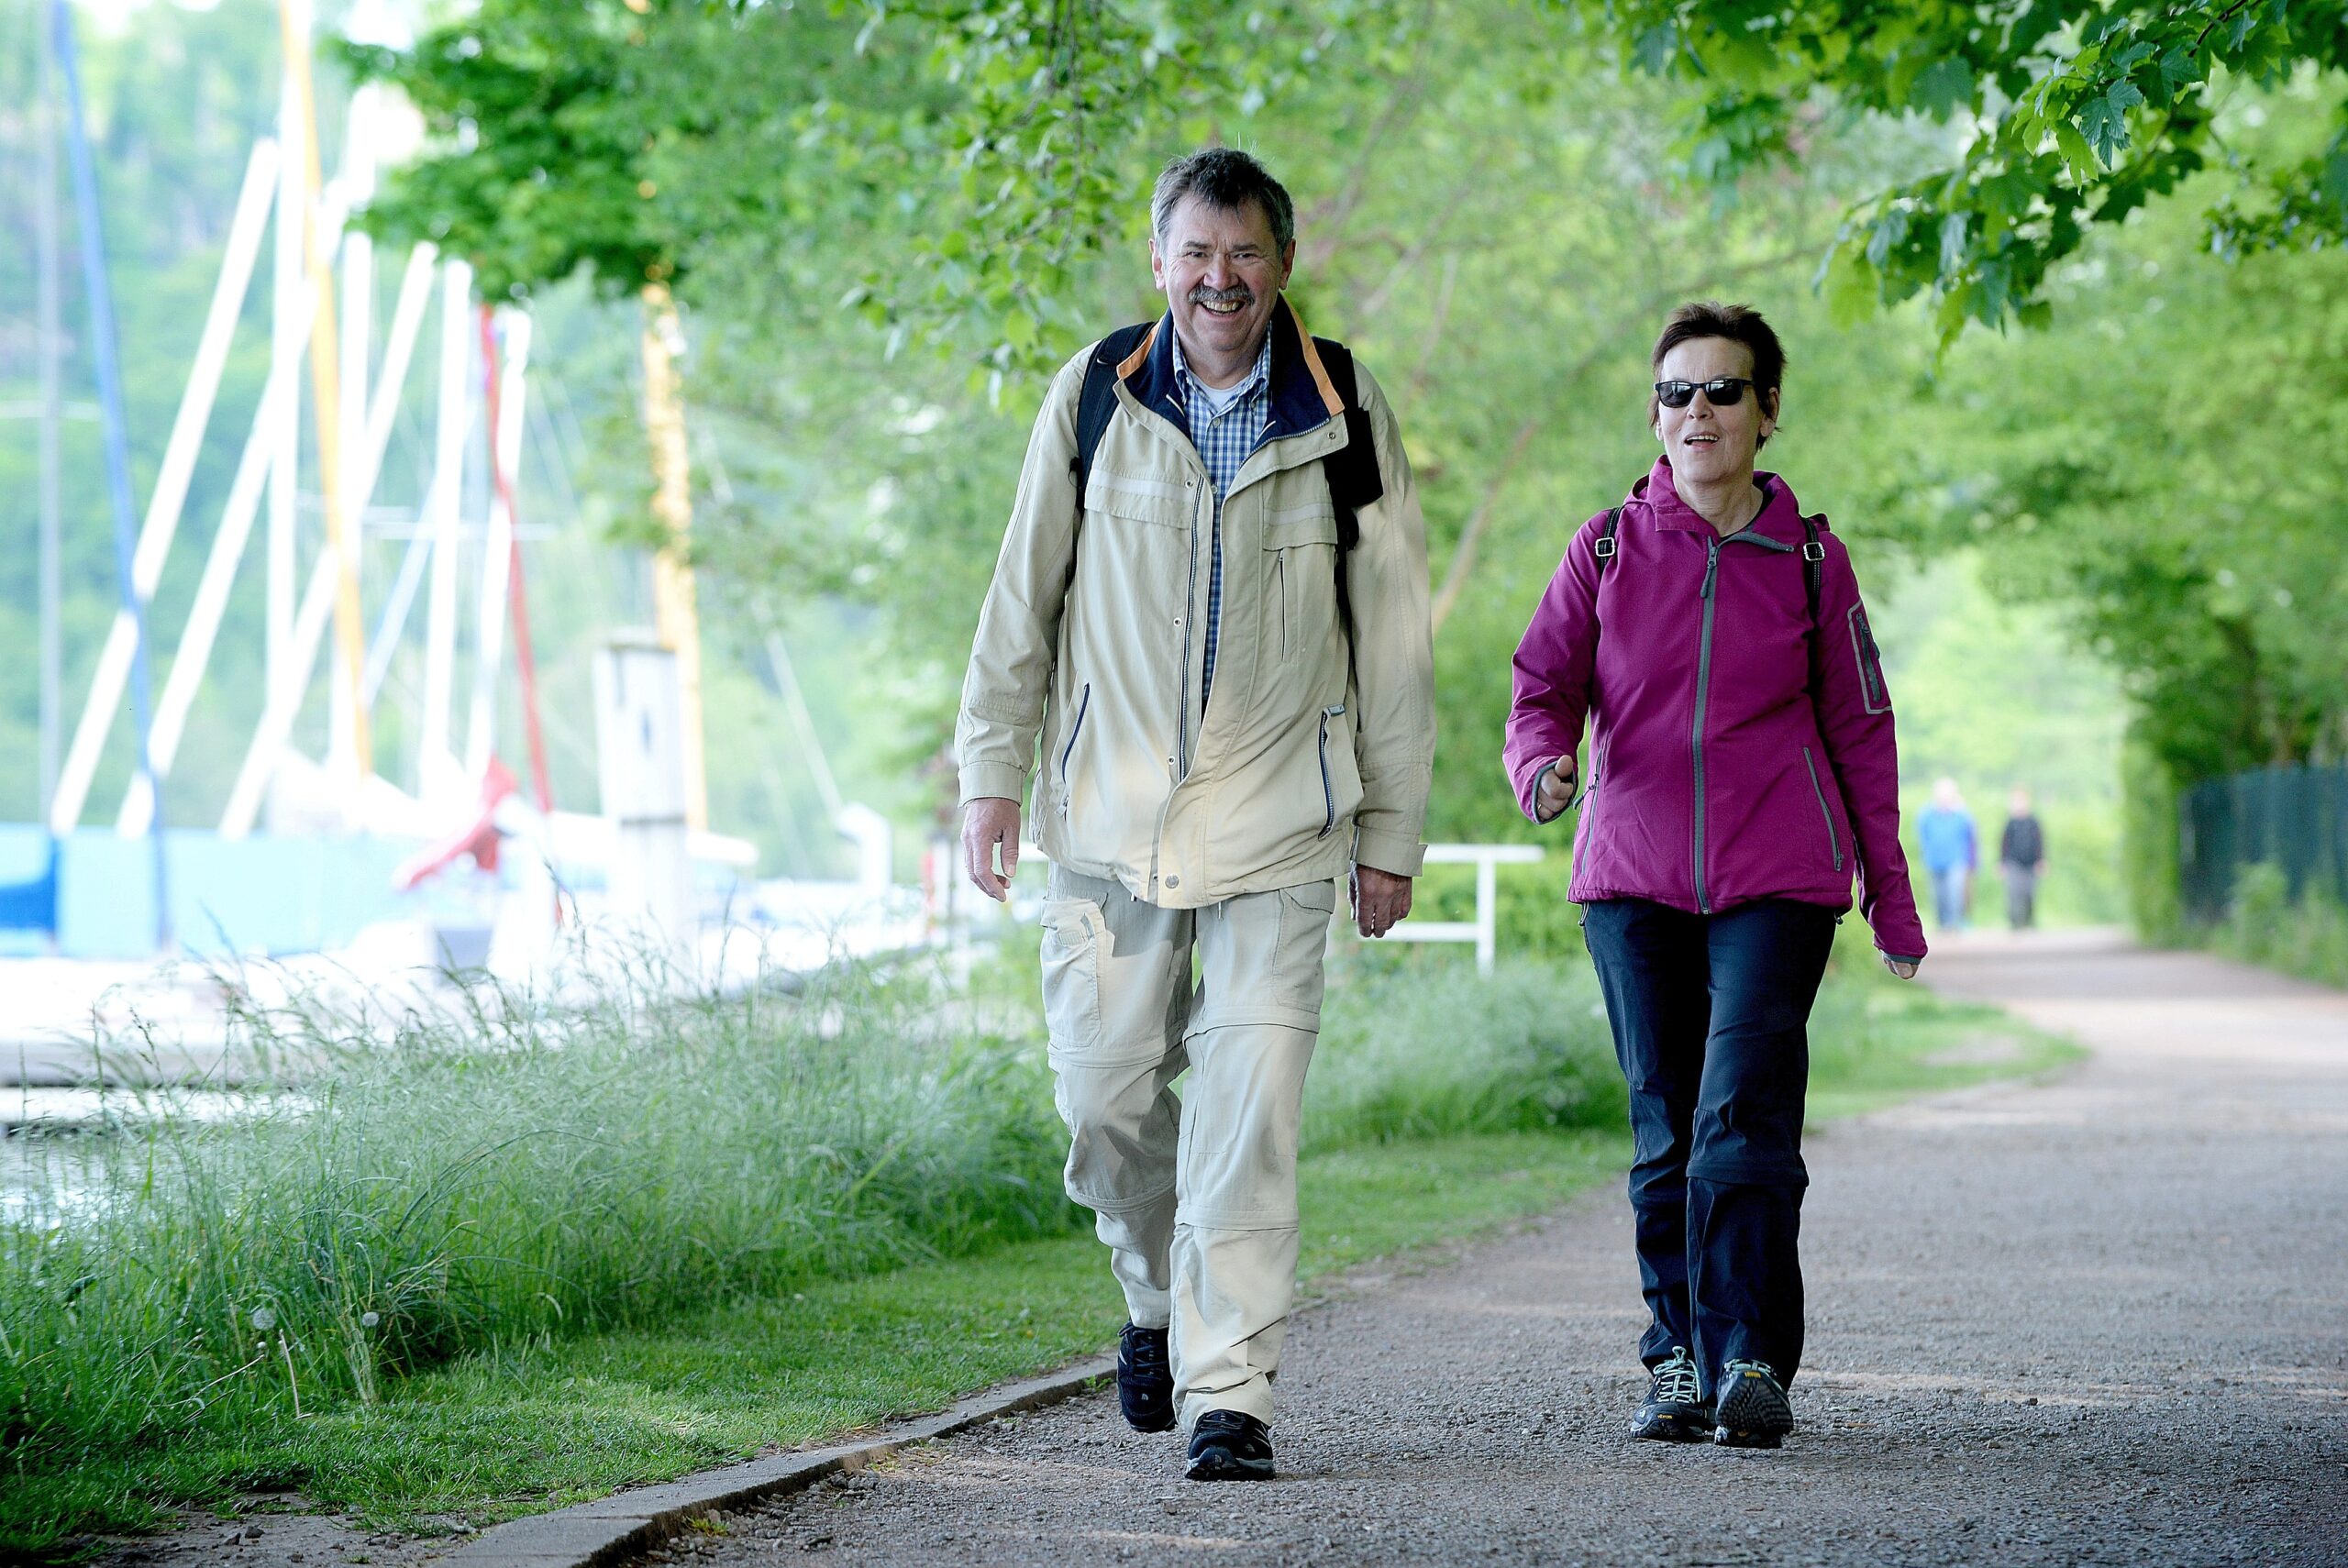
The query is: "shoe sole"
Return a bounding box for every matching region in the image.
[1712,1373,1794,1449]
[1124,1409,1176,1434]
[1629,1407,1714,1443]
[1185,1449,1275,1482]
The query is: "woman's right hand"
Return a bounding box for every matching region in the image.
[1534,758,1577,823]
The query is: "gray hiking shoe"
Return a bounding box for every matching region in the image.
[1712,1358,1795,1448]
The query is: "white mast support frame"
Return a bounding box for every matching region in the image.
[418,259,472,799]
[47,138,281,838]
[219,540,341,839]
[118,240,435,835]
[267,75,304,689]
[462,307,531,781]
[327,86,375,782]
[120,369,294,834]
[205,237,432,839]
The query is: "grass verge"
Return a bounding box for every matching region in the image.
[6,924,2077,1559]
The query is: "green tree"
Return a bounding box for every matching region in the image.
[1555,0,2348,343]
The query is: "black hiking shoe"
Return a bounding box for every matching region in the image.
[1629,1345,1713,1442]
[1117,1322,1175,1433]
[1712,1358,1795,1449]
[1185,1409,1275,1481]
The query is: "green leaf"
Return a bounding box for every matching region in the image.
[1632,23,1678,75]
[2054,121,2098,182]
[1939,211,1971,278]
[2077,94,2127,168]
[1911,57,1976,120]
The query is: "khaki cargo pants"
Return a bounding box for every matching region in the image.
[1040,864,1335,1430]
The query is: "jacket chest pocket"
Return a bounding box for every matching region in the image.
[1261,502,1339,662]
[1084,472,1193,531]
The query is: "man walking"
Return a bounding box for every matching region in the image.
[957,148,1435,1482]
[1999,787,2047,930]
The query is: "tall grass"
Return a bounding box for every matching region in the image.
[2211,861,2348,988]
[1310,955,1623,1148]
[1,951,1075,1482]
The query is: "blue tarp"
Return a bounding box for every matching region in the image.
[0,825,426,958]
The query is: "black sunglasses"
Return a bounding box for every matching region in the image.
[1654,377,1756,409]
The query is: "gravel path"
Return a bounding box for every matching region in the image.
[649,932,2348,1567]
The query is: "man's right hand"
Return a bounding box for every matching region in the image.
[1534,758,1577,823]
[962,797,1024,902]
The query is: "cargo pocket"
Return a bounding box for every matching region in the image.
[1274,879,1337,1018]
[1039,897,1110,1055]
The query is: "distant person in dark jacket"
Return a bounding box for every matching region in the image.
[1999,788,2046,930]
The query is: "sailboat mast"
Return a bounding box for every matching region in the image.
[36,0,63,829]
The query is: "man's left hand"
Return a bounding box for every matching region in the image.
[1352,867,1413,939]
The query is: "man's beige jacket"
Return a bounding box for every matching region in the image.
[957,302,1435,909]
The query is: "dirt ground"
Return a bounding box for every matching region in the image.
[636,932,2348,1567]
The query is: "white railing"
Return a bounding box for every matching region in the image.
[1352,843,1544,976]
[981,840,1546,977]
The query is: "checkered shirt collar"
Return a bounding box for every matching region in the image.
[1170,328,1272,410]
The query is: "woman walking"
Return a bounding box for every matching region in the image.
[1502,303,1927,1449]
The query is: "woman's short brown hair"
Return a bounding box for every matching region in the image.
[1649,302,1785,445]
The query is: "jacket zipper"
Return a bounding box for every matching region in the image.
[1059,682,1091,815]
[1317,703,1345,836]
[1177,486,1200,780]
[1692,537,1720,912]
[1802,744,1843,873]
[1688,525,1798,911]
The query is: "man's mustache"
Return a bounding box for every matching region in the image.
[1190,284,1254,308]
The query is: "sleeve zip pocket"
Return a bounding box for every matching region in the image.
[1317,703,1345,837]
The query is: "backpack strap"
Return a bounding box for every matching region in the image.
[1594,505,1623,568]
[1070,321,1157,499]
[1312,337,1383,655]
[1799,514,1825,625]
[1800,514,1826,695]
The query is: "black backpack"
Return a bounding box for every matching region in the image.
[1070,321,1383,641]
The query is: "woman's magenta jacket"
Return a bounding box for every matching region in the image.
[1503,458,1929,959]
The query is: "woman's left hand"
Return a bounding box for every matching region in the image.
[1883,956,1921,980]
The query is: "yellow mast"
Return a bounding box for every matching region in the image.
[277,0,370,776]
[639,281,709,832]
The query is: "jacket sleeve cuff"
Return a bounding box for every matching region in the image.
[1528,760,1567,824]
[1353,827,1426,878]
[958,762,1029,809]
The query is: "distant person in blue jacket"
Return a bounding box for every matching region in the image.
[1917,778,1977,933]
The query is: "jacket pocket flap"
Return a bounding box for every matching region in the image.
[1084,471,1191,528]
[1261,500,1340,550]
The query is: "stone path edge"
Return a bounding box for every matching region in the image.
[428,1355,1116,1568]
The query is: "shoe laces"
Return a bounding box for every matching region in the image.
[1653,1347,1701,1405]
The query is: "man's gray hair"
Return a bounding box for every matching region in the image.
[1151,148,1296,256]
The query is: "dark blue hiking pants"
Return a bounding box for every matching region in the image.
[1582,897,1838,1399]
